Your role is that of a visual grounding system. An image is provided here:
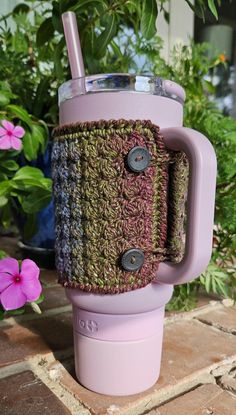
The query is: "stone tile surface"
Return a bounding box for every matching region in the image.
[219,369,236,393]
[148,383,236,414]
[0,312,73,367]
[40,269,58,287]
[0,370,71,415]
[46,319,236,415]
[197,306,236,334]
[160,319,236,380]
[40,286,70,311]
[0,236,21,259]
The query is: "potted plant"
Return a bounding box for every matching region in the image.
[0,80,53,266]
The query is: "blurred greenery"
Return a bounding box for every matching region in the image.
[0,0,235,309]
[0,0,221,125]
[0,80,52,240]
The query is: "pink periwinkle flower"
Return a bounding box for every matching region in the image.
[0,258,42,310]
[0,120,25,151]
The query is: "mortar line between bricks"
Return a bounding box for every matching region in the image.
[0,299,225,328]
[2,354,236,415]
[119,355,236,415]
[164,302,224,325]
[216,376,236,397]
[0,353,91,415]
[141,383,223,415]
[194,316,236,337]
[196,316,236,336]
[0,348,75,379]
[32,359,91,415]
[41,282,59,288]
[0,304,72,327]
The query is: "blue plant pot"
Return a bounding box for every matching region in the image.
[17,142,55,268]
[22,143,55,247]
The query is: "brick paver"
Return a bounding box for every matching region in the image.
[0,246,235,415]
[43,319,236,415]
[0,371,71,415]
[197,306,236,334]
[40,286,70,311]
[0,312,73,368]
[148,383,236,414]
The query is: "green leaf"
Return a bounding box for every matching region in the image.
[72,0,106,11]
[185,0,196,13]
[208,0,218,19]
[13,3,30,15]
[141,0,158,40]
[6,307,25,316]
[7,104,32,128]
[0,181,10,197]
[32,124,48,154]
[13,166,44,181]
[0,91,11,107]
[0,196,8,207]
[11,178,51,192]
[205,274,211,293]
[126,0,139,10]
[23,130,39,161]
[203,79,215,94]
[0,250,7,259]
[34,293,45,304]
[1,203,12,229]
[52,11,63,33]
[110,40,123,59]
[21,188,52,213]
[1,160,19,171]
[54,38,65,80]
[32,79,50,119]
[94,14,117,59]
[36,18,54,47]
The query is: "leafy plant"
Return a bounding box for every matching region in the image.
[148,42,236,309]
[0,0,233,309]
[0,81,52,239]
[0,0,220,126]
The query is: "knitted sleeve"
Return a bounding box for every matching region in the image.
[52,119,188,294]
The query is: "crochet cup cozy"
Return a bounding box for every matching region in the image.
[52,120,188,294]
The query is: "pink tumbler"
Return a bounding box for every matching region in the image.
[53,12,217,396]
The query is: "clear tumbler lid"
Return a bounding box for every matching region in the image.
[59,74,185,106]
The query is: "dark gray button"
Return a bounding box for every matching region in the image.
[121,248,145,271]
[127,146,150,172]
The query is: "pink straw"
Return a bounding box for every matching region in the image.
[62,11,85,80]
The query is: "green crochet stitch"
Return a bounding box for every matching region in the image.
[52,119,188,294]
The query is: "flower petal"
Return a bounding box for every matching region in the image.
[0,135,11,149]
[0,258,19,275]
[10,136,22,151]
[0,283,26,310]
[21,278,42,302]
[13,125,25,138]
[20,259,40,280]
[0,127,7,137]
[1,120,14,132]
[0,273,13,292]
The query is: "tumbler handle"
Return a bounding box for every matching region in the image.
[157,127,217,285]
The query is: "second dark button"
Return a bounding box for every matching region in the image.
[127,146,150,172]
[121,248,145,272]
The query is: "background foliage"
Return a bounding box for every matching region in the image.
[0,0,235,309]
